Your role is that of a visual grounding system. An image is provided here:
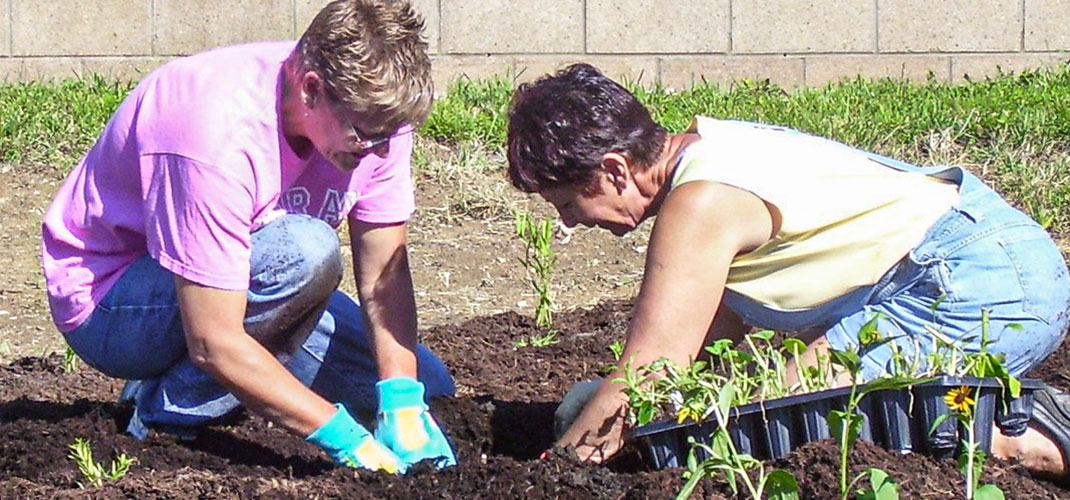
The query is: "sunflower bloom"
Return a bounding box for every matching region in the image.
[944,386,975,413]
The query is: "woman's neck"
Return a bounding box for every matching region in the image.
[639,132,702,216]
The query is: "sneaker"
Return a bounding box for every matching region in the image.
[1032,384,1070,485]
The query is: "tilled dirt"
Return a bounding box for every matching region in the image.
[2,301,1069,499]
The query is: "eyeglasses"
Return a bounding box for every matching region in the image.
[350,124,414,151]
[323,86,415,151]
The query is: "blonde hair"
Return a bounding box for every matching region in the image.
[294,0,433,131]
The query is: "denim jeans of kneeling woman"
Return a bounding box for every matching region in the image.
[63,214,454,439]
[723,157,1070,381]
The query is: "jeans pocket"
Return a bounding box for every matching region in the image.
[897,252,952,309]
[998,230,1070,324]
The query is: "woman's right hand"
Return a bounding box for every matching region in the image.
[553,380,631,463]
[306,404,404,472]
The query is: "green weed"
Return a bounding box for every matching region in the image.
[514,210,557,329]
[62,346,79,373]
[608,340,625,361]
[514,330,560,348]
[421,75,514,145]
[4,69,1069,256]
[423,66,1070,160]
[67,437,136,488]
[0,75,132,168]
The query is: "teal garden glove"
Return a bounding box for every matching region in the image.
[374,377,457,468]
[306,403,404,473]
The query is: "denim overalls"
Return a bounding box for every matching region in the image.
[722,151,1070,380]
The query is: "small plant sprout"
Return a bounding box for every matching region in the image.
[67,438,136,488]
[924,312,1019,500]
[514,330,560,348]
[514,210,557,329]
[743,330,791,400]
[62,345,80,373]
[608,340,625,362]
[783,337,833,394]
[826,316,919,500]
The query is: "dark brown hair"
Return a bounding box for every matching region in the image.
[506,63,667,193]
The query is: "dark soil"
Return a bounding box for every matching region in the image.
[2,301,1068,499]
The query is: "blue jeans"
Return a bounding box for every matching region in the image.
[725,163,1070,380]
[63,214,454,437]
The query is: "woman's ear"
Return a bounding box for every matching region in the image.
[299,71,325,109]
[600,153,632,194]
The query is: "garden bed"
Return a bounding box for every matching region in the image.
[1,301,1068,499]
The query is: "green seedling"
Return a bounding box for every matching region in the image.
[618,358,799,500]
[62,346,80,373]
[704,338,763,405]
[616,308,1018,500]
[608,340,625,362]
[827,315,919,500]
[601,340,627,373]
[783,337,833,394]
[514,210,557,329]
[924,311,1017,500]
[67,437,136,488]
[514,330,560,348]
[743,330,792,400]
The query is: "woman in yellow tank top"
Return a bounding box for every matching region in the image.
[506,63,1070,485]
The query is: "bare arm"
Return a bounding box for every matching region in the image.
[556,181,773,462]
[177,277,337,436]
[349,220,419,380]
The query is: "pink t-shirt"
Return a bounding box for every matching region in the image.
[41,41,416,332]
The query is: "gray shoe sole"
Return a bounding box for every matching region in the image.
[1031,384,1070,486]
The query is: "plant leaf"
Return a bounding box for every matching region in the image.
[829,349,860,374]
[782,338,807,356]
[711,428,733,462]
[858,316,884,346]
[638,405,654,426]
[828,409,861,448]
[717,380,737,418]
[763,470,801,500]
[860,375,931,397]
[674,465,705,500]
[974,484,1006,500]
[856,468,900,500]
[705,339,734,357]
[928,413,951,435]
[751,330,775,342]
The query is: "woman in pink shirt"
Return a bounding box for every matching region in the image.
[41,0,452,473]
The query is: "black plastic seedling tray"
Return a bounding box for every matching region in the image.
[632,376,1044,469]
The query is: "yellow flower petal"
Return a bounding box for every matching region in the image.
[944,386,975,413]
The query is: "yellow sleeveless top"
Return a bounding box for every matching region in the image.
[671,118,959,310]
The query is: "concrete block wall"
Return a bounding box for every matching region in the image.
[1,0,1067,91]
